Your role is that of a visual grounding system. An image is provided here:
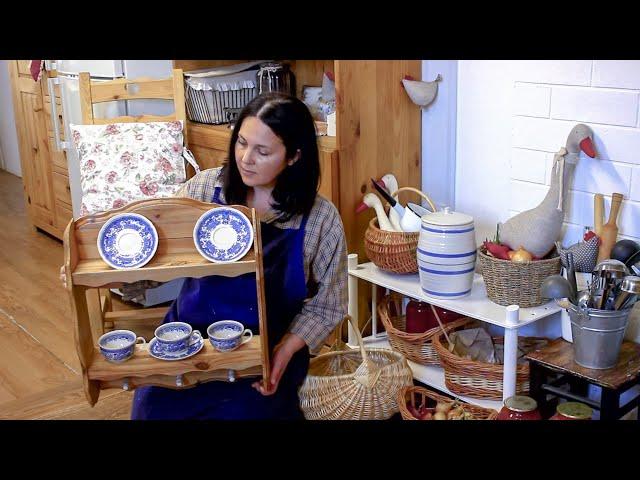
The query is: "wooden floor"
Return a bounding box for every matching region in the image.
[0,170,133,419]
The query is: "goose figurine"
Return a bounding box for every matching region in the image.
[499,123,597,258]
[376,173,403,231]
[355,193,397,231]
[402,74,442,109]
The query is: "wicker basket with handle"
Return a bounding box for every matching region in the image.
[364,187,436,274]
[377,292,459,366]
[298,315,414,420]
[431,317,549,400]
[397,385,499,420]
[478,244,561,308]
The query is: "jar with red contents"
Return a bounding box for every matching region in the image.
[497,395,542,420]
[549,402,593,420]
[405,300,464,333]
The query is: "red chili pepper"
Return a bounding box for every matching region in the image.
[483,240,512,260]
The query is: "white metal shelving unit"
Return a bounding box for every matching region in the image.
[347,254,562,410]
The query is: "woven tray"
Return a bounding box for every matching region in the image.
[478,245,561,308]
[398,385,498,420]
[432,317,549,400]
[377,293,459,366]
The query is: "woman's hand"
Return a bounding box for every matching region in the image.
[252,333,306,396]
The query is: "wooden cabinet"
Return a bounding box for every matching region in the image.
[175,60,422,258]
[8,61,71,239]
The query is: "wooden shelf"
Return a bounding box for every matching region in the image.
[350,262,561,330]
[187,120,336,151]
[72,251,256,288]
[64,197,271,405]
[89,336,263,383]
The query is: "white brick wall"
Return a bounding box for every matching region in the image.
[510,60,640,247]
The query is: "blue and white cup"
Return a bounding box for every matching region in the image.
[98,330,145,363]
[154,322,202,355]
[207,320,253,352]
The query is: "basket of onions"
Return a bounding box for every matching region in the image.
[398,385,498,420]
[478,237,561,308]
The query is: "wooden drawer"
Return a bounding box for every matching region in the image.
[48,137,68,173]
[55,203,73,233]
[44,99,65,140]
[52,171,72,207]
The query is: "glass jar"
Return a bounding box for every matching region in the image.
[405,300,464,333]
[497,395,542,420]
[549,402,593,420]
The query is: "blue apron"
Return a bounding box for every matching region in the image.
[131,187,310,419]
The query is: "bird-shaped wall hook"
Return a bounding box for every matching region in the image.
[402,74,442,109]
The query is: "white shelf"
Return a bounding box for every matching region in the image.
[349,262,561,330]
[358,334,503,411]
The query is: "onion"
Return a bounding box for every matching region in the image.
[433,412,447,420]
[510,246,533,263]
[435,402,453,414]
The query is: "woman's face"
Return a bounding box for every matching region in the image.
[235,116,295,189]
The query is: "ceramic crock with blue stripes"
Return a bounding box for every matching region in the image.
[417,207,476,299]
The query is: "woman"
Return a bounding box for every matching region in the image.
[131,92,347,419]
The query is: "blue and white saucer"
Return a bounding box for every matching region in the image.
[97,213,158,269]
[193,207,254,263]
[148,336,204,361]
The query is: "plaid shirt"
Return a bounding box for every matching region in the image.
[177,167,347,353]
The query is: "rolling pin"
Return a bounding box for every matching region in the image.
[597,193,624,263]
[594,193,604,236]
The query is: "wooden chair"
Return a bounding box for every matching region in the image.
[77,69,191,344]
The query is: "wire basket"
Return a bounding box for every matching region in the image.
[377,292,459,366]
[397,385,499,420]
[477,245,561,308]
[298,315,414,420]
[432,317,549,400]
[364,187,436,274]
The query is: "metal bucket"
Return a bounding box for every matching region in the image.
[567,305,632,369]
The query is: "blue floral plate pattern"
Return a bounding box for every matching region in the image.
[148,336,204,361]
[97,213,158,269]
[193,207,254,263]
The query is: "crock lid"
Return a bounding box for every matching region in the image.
[504,395,538,412]
[422,206,474,227]
[557,402,592,419]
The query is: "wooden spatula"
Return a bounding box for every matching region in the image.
[597,193,624,263]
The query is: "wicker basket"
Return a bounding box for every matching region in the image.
[432,317,549,400]
[477,245,561,308]
[377,292,457,366]
[398,385,498,420]
[298,315,414,420]
[364,187,436,274]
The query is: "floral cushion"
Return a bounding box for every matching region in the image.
[70,121,188,216]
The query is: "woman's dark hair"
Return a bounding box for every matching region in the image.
[222,92,320,221]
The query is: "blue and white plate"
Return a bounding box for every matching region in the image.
[193,207,254,263]
[97,213,158,269]
[148,336,204,361]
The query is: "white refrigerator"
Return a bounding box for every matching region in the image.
[48,59,182,306]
